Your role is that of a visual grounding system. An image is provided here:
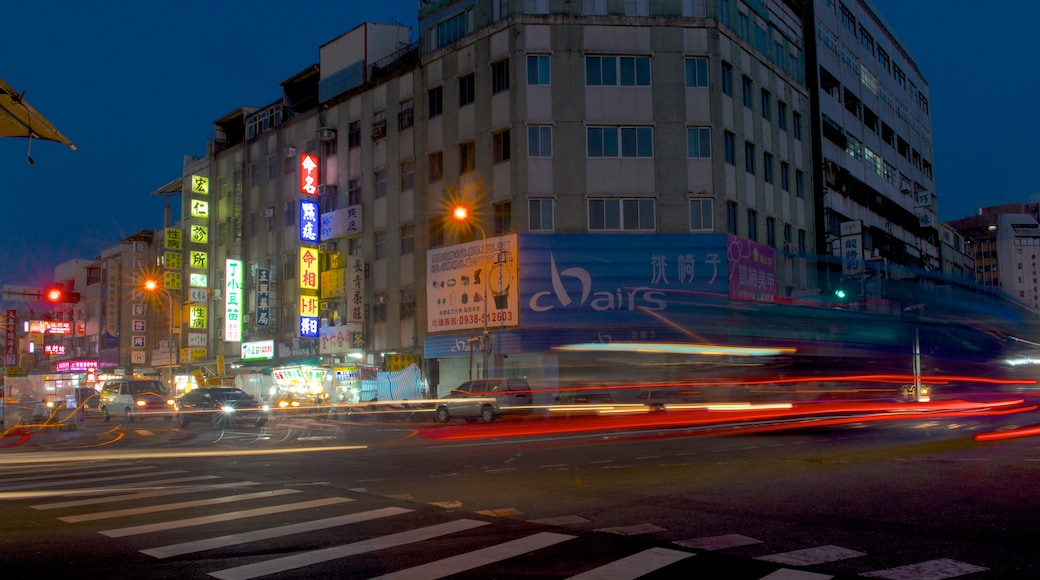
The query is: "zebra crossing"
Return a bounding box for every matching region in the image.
[0,460,989,579]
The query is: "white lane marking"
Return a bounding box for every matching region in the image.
[861,558,988,579]
[756,545,865,566]
[427,501,463,509]
[675,533,763,551]
[143,506,412,559]
[475,507,523,517]
[759,569,834,579]
[0,465,158,485]
[589,460,614,464]
[5,476,220,501]
[100,496,352,538]
[484,468,518,473]
[0,462,138,478]
[567,547,693,580]
[594,523,667,536]
[527,514,591,525]
[60,489,302,522]
[32,481,255,510]
[374,531,575,580]
[540,464,569,468]
[208,519,490,580]
[636,456,659,460]
[0,470,185,492]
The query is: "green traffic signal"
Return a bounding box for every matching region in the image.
[834,288,847,299]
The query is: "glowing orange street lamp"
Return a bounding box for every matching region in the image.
[452,205,490,379]
[143,278,176,385]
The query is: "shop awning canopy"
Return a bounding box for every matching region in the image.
[0,76,77,153]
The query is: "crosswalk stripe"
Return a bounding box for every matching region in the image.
[59,488,302,523]
[103,475,219,489]
[861,558,988,579]
[0,462,129,477]
[565,547,694,580]
[0,470,187,492]
[756,545,865,566]
[32,482,260,510]
[759,569,834,579]
[142,506,413,559]
[0,465,159,485]
[100,496,353,538]
[208,519,491,580]
[0,475,220,501]
[374,531,575,580]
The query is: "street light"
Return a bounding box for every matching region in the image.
[143,279,177,388]
[452,205,490,379]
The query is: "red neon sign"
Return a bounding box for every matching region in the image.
[299,153,319,195]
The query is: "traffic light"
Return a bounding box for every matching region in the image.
[834,288,847,299]
[43,285,80,304]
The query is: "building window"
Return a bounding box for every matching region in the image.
[493,201,511,234]
[374,231,388,261]
[398,99,414,130]
[798,229,807,254]
[491,59,510,94]
[625,0,649,16]
[878,48,891,73]
[689,198,713,231]
[687,127,711,158]
[459,141,475,174]
[429,217,444,248]
[371,110,386,139]
[267,157,278,181]
[400,161,414,192]
[839,3,856,33]
[587,127,653,158]
[429,151,443,183]
[428,86,443,118]
[529,199,554,231]
[763,152,774,183]
[726,201,738,234]
[588,198,655,231]
[283,252,295,279]
[372,301,387,323]
[780,162,790,192]
[738,12,749,42]
[793,112,802,140]
[761,89,771,121]
[796,170,805,199]
[401,290,416,320]
[586,56,652,86]
[528,126,553,157]
[742,76,753,109]
[766,217,776,247]
[583,0,607,15]
[784,223,793,247]
[348,177,361,205]
[724,131,735,165]
[721,61,733,96]
[860,26,875,54]
[400,224,415,255]
[685,57,709,88]
[526,0,549,14]
[747,209,758,241]
[493,129,511,163]
[374,170,387,199]
[778,101,787,131]
[436,10,468,48]
[283,200,295,227]
[459,73,475,106]
[744,142,755,175]
[527,54,551,85]
[348,121,361,148]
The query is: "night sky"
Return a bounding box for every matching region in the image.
[1,1,1032,305]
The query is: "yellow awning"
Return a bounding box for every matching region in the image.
[0,75,77,151]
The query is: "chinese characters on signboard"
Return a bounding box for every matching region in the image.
[300,200,319,243]
[299,247,318,290]
[191,174,209,195]
[299,153,318,195]
[225,259,242,342]
[256,269,270,327]
[347,256,365,323]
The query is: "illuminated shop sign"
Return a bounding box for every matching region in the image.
[225,259,242,342]
[299,153,319,195]
[242,340,275,361]
[300,199,319,242]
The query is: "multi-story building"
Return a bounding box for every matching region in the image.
[805,0,938,289]
[948,203,1040,307]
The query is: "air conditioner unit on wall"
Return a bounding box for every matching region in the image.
[318,242,336,252]
[371,124,386,139]
[262,207,274,218]
[317,183,337,195]
[212,289,223,300]
[319,301,329,311]
[285,146,297,158]
[318,127,336,141]
[243,314,251,324]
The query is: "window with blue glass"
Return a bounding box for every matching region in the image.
[588,198,655,231]
[685,57,709,88]
[687,127,711,158]
[527,55,551,85]
[588,127,653,158]
[724,131,735,165]
[528,126,553,157]
[586,56,651,86]
[436,11,468,49]
[721,62,733,96]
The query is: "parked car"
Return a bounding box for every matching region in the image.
[435,378,533,424]
[75,387,99,409]
[99,379,174,422]
[174,387,270,428]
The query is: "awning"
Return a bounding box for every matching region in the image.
[0,75,77,155]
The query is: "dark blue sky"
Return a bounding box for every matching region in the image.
[1,1,1033,303]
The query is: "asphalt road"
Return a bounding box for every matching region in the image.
[1,401,1039,579]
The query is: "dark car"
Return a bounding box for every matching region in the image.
[174,387,270,428]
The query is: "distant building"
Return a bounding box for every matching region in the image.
[948,203,1040,309]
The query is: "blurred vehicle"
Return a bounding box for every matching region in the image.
[555,390,614,405]
[75,387,99,409]
[174,387,270,428]
[99,378,173,422]
[435,378,533,423]
[637,389,695,411]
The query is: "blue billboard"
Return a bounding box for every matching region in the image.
[518,234,730,328]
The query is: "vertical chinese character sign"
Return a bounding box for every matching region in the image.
[347,256,365,323]
[256,269,270,327]
[299,247,320,338]
[299,153,318,196]
[299,200,319,243]
[225,259,242,342]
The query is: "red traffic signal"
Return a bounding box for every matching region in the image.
[43,285,80,304]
